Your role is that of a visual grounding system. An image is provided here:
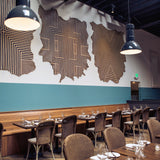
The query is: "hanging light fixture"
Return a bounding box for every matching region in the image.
[4,0,40,31]
[120,0,142,55]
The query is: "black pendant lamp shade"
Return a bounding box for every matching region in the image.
[4,0,40,31]
[120,23,142,55]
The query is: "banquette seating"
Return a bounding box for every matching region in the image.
[0,104,129,157]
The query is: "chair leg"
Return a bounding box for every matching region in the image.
[26,143,31,160]
[35,145,42,160]
[142,123,144,133]
[49,143,55,160]
[94,133,97,147]
[138,124,140,134]
[61,140,64,157]
[133,125,135,138]
[123,124,126,134]
[0,152,2,160]
[36,146,39,160]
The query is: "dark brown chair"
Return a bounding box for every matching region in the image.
[105,110,122,129]
[156,107,160,121]
[140,107,150,132]
[103,127,126,151]
[0,123,3,160]
[86,112,106,146]
[55,115,77,156]
[63,133,94,160]
[26,120,56,160]
[147,119,160,143]
[123,109,142,137]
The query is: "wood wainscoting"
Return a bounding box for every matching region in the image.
[0,104,129,156]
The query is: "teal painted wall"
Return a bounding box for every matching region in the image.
[0,82,131,112]
[0,82,160,112]
[139,87,160,100]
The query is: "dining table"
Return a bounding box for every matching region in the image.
[77,111,131,128]
[112,143,160,160]
[86,143,160,160]
[77,114,112,128]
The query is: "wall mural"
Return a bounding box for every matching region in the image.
[0,0,35,76]
[91,22,126,83]
[39,6,91,82]
[0,0,126,83]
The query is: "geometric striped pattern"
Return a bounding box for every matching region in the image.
[91,22,126,83]
[39,6,90,82]
[0,0,35,76]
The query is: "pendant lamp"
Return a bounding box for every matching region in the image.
[4,0,40,31]
[120,0,142,55]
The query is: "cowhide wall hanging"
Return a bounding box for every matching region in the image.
[0,0,35,76]
[91,22,126,83]
[38,6,91,82]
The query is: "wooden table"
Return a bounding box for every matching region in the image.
[87,143,160,160]
[86,154,128,160]
[78,112,131,128]
[13,118,62,129]
[113,143,160,160]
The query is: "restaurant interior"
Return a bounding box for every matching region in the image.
[0,0,160,160]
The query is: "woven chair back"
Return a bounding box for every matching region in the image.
[133,109,142,125]
[112,110,122,129]
[147,119,160,143]
[0,123,3,156]
[95,112,106,132]
[36,120,55,145]
[156,107,160,121]
[63,133,94,160]
[62,115,77,140]
[142,107,150,123]
[103,127,126,151]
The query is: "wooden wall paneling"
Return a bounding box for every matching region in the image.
[2,132,30,157]
[91,22,126,83]
[0,0,35,76]
[38,6,91,82]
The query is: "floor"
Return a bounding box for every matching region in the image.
[3,129,150,160]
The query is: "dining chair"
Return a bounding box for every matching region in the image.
[147,119,160,143]
[140,107,150,132]
[123,109,142,137]
[54,115,77,156]
[156,107,160,121]
[86,112,106,147]
[103,127,126,151]
[63,133,94,160]
[0,123,3,160]
[26,120,56,160]
[105,110,122,129]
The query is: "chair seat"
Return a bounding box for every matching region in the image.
[28,137,36,144]
[149,117,156,120]
[124,121,133,125]
[86,127,95,132]
[55,133,62,138]
[105,124,112,128]
[155,134,160,138]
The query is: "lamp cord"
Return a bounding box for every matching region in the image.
[128,0,131,23]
